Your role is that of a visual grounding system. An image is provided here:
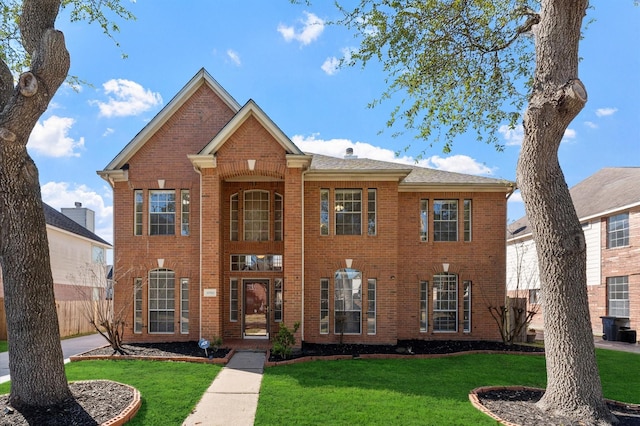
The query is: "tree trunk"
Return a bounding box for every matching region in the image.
[0,0,72,409]
[516,0,613,423]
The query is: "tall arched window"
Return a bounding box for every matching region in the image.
[244,190,269,241]
[433,273,457,332]
[334,268,362,334]
[149,268,175,333]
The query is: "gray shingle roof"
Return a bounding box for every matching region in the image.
[508,167,640,238]
[308,153,513,187]
[43,203,111,246]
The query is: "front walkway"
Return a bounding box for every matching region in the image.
[182,350,267,426]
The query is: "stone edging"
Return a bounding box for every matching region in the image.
[67,380,141,426]
[264,349,544,367]
[468,385,640,426]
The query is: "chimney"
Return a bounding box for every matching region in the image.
[75,202,82,208]
[61,202,95,232]
[344,148,358,159]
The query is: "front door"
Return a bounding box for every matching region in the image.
[243,280,269,338]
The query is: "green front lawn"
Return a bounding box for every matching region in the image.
[0,360,220,426]
[256,349,640,426]
[0,341,7,353]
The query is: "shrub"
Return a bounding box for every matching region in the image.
[272,322,300,359]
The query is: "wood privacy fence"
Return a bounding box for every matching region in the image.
[0,299,100,340]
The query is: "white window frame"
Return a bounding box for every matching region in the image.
[180,278,189,334]
[274,278,283,322]
[320,189,329,236]
[230,193,239,241]
[367,279,376,335]
[433,200,458,242]
[607,276,629,317]
[134,278,143,334]
[433,273,458,332]
[463,280,471,333]
[244,190,269,241]
[148,269,175,333]
[334,189,362,235]
[420,281,428,332]
[149,190,176,236]
[134,190,143,236]
[367,189,377,236]
[607,213,629,248]
[181,190,190,236]
[334,268,362,335]
[230,278,239,322]
[320,278,329,334]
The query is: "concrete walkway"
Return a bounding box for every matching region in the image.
[182,350,266,426]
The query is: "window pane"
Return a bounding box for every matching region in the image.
[231,194,239,241]
[134,190,143,236]
[149,269,175,333]
[433,274,458,332]
[334,268,362,334]
[274,279,283,322]
[335,190,362,235]
[607,213,629,248]
[181,190,190,236]
[420,281,428,332]
[368,189,376,236]
[463,280,471,333]
[320,279,329,334]
[180,278,189,334]
[607,276,629,317]
[134,278,143,333]
[230,279,238,322]
[244,191,269,241]
[420,199,428,241]
[434,200,458,242]
[320,189,329,235]
[367,279,376,334]
[275,193,283,241]
[464,200,472,242]
[149,191,176,235]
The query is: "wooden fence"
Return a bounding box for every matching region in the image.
[0,299,98,340]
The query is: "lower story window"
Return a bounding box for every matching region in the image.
[420,281,428,332]
[367,279,376,335]
[607,276,629,317]
[320,279,329,334]
[433,273,457,332]
[149,269,175,333]
[180,278,189,334]
[134,278,143,333]
[463,280,471,333]
[334,268,362,334]
[230,279,239,322]
[274,279,283,322]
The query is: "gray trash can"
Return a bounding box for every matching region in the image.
[600,316,620,341]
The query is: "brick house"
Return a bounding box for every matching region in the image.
[507,167,640,342]
[98,69,515,345]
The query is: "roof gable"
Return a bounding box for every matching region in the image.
[198,99,304,156]
[43,203,111,246]
[100,68,241,172]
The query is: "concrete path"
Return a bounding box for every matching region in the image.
[0,333,106,383]
[182,350,266,426]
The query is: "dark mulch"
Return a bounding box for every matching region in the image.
[0,380,133,426]
[478,388,640,426]
[268,338,545,362]
[80,341,230,359]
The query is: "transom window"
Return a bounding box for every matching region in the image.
[149,191,176,236]
[244,190,269,241]
[433,273,457,332]
[433,200,458,242]
[231,254,283,271]
[607,213,629,248]
[335,189,362,235]
[149,269,175,333]
[334,268,362,334]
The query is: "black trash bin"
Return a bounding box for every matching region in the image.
[600,316,620,341]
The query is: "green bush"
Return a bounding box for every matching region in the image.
[271,321,300,359]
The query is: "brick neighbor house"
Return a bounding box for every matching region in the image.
[507,167,640,342]
[98,69,515,346]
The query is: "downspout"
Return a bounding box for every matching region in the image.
[300,168,308,341]
[194,166,203,340]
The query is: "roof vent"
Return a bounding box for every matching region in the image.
[344,148,358,159]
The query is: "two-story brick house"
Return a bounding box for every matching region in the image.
[98,69,515,345]
[507,167,640,342]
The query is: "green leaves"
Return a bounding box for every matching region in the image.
[338,0,538,152]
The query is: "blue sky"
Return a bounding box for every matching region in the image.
[30,1,639,243]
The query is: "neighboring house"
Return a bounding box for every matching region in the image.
[0,202,112,338]
[507,167,640,340]
[98,69,515,346]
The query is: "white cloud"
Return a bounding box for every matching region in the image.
[291,134,494,176]
[499,124,524,146]
[500,124,576,145]
[277,12,324,45]
[321,57,340,75]
[103,128,115,137]
[321,47,355,75]
[92,79,162,118]
[28,116,85,158]
[584,121,598,129]
[227,49,241,66]
[41,181,113,244]
[595,107,618,117]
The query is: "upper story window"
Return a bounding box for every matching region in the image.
[92,246,105,264]
[335,189,362,235]
[320,189,330,236]
[433,200,458,242]
[150,190,176,236]
[134,190,143,236]
[230,194,239,241]
[244,190,269,241]
[607,213,629,248]
[275,193,283,241]
[181,190,190,236]
[463,199,472,242]
[367,189,377,236]
[420,199,429,241]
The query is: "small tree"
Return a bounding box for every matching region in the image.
[70,262,136,355]
[271,322,300,359]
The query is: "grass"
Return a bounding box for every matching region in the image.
[0,360,221,426]
[0,341,7,353]
[255,349,640,426]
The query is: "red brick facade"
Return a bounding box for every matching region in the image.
[100,70,512,345]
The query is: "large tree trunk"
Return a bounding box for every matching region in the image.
[0,0,72,409]
[517,0,613,423]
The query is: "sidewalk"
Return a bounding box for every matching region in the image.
[182,350,266,426]
[0,333,106,383]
